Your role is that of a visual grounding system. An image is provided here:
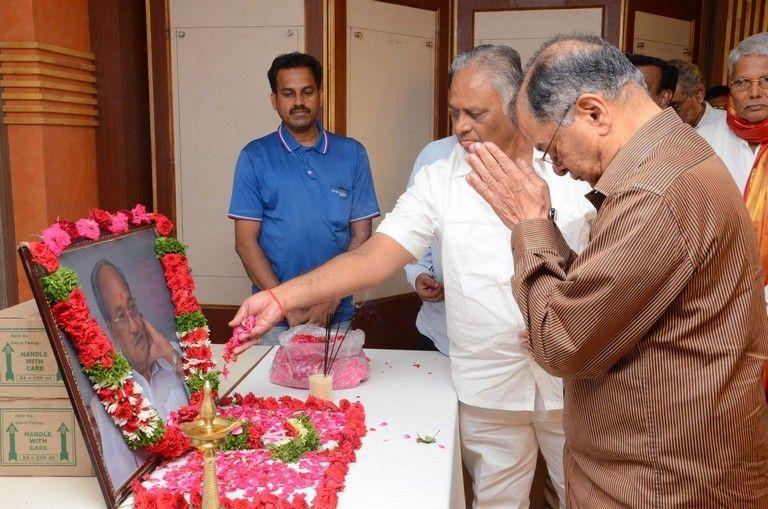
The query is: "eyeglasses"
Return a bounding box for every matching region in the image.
[730,76,768,92]
[109,299,140,330]
[537,104,573,166]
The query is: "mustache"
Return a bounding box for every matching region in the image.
[290,106,310,114]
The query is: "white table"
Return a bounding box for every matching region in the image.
[1,347,464,509]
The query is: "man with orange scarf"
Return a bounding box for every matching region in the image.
[698,32,768,395]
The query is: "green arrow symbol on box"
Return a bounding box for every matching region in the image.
[2,343,14,381]
[57,422,69,461]
[6,422,18,461]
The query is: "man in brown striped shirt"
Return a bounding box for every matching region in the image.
[467,34,768,507]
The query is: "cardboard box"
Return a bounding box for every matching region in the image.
[0,301,95,476]
[0,398,94,476]
[0,300,67,399]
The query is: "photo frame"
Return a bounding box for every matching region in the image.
[17,208,219,509]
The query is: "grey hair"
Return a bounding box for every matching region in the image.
[524,33,645,125]
[669,59,704,93]
[728,32,768,76]
[449,44,523,117]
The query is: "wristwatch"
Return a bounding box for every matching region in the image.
[548,208,557,222]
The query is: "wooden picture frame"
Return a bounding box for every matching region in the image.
[18,225,189,508]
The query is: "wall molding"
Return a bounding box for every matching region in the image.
[0,42,98,127]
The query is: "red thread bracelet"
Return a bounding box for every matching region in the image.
[265,288,286,317]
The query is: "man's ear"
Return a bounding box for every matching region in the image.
[575,94,612,134]
[270,93,277,111]
[659,89,673,108]
[695,84,705,103]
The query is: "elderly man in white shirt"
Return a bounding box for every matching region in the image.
[697,32,768,194]
[697,33,768,306]
[230,45,594,508]
[404,135,456,355]
[669,59,726,130]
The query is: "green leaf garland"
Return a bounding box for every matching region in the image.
[155,237,187,257]
[186,369,221,394]
[83,352,133,388]
[176,310,207,335]
[41,267,79,304]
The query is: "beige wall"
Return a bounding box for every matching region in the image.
[169,0,304,305]
[346,0,437,301]
[474,8,603,65]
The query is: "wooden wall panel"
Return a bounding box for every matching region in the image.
[713,0,768,84]
[147,0,176,225]
[0,42,98,126]
[0,80,16,308]
[0,0,99,303]
[88,0,153,213]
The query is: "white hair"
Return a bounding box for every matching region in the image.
[449,45,522,117]
[525,34,645,125]
[728,32,768,76]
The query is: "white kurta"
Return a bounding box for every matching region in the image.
[695,102,726,131]
[378,143,594,412]
[697,118,761,193]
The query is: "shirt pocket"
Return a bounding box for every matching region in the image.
[328,187,352,231]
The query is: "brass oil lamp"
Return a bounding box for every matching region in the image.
[178,381,241,509]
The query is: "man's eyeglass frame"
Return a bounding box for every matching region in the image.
[538,103,574,166]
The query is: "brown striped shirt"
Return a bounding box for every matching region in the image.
[512,109,768,507]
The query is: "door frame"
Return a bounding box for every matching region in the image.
[0,80,18,309]
[331,0,452,138]
[623,0,702,64]
[457,0,622,52]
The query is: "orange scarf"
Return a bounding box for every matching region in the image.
[728,102,768,283]
[728,103,768,400]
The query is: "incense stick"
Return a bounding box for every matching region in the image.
[328,319,353,374]
[322,312,332,376]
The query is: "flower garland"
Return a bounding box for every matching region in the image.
[28,204,218,458]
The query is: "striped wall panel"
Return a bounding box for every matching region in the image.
[0,41,98,127]
[720,0,768,82]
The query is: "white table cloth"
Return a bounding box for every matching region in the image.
[1,347,464,509]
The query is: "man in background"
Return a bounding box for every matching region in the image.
[228,52,379,344]
[627,53,678,108]
[705,84,730,110]
[669,59,725,129]
[697,33,767,200]
[697,32,768,302]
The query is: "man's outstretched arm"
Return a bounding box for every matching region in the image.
[229,233,415,351]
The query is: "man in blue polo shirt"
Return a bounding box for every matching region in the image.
[228,52,379,344]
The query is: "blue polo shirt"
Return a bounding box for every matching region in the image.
[228,122,380,324]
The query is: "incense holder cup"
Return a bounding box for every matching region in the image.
[309,373,333,400]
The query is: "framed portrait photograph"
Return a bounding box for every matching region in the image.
[18,222,197,508]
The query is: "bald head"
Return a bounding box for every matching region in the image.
[91,259,152,376]
[518,34,646,125]
[512,34,662,185]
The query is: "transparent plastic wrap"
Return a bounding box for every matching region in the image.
[269,324,370,389]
